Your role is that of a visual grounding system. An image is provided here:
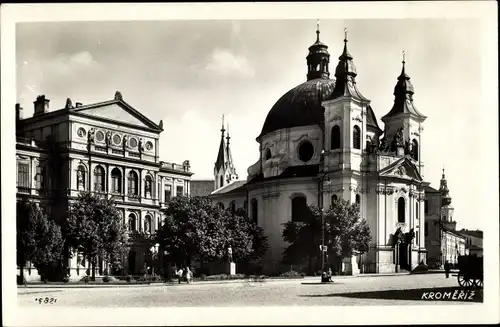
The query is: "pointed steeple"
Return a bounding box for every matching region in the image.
[225,122,238,182]
[382,51,426,121]
[306,19,330,81]
[330,28,368,101]
[439,167,452,206]
[215,115,226,172]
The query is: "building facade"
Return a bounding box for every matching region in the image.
[16,92,193,280]
[459,229,483,257]
[424,170,466,268]
[210,27,431,275]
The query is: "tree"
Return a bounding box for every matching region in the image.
[63,192,127,280]
[157,196,268,273]
[282,199,371,275]
[17,199,64,282]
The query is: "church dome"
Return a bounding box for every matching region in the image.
[258,78,336,139]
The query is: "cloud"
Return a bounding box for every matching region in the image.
[204,48,255,78]
[47,51,99,75]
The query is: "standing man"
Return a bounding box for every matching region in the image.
[444,260,450,278]
[227,245,233,263]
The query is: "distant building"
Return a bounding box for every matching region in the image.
[424,170,466,268]
[16,92,193,281]
[190,179,215,197]
[459,229,483,257]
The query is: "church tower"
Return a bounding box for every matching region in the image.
[322,29,371,203]
[306,20,330,81]
[439,168,456,231]
[381,54,427,176]
[214,115,238,190]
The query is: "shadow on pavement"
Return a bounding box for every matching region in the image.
[301,287,483,302]
[301,282,344,285]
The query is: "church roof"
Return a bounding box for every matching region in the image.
[248,164,320,184]
[424,185,440,193]
[366,105,383,133]
[210,180,247,196]
[258,78,336,139]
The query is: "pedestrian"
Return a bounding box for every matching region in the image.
[177,267,184,284]
[327,268,333,282]
[185,267,192,284]
[444,260,450,279]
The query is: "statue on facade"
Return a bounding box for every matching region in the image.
[77,170,84,189]
[159,120,163,130]
[139,138,144,153]
[122,135,128,150]
[65,98,74,109]
[227,245,233,263]
[105,131,112,146]
[87,128,95,144]
[145,179,151,195]
[378,136,388,152]
[114,91,123,101]
[392,127,404,151]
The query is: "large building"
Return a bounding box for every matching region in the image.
[16,92,193,280]
[424,170,466,268]
[210,26,431,275]
[459,229,483,257]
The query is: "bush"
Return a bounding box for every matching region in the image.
[279,270,305,278]
[102,276,110,283]
[17,275,27,285]
[62,276,70,283]
[80,276,90,283]
[199,274,207,281]
[125,275,133,282]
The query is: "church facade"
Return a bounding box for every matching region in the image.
[16,92,193,280]
[210,27,431,275]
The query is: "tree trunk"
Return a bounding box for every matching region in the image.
[91,256,96,281]
[19,262,25,284]
[307,256,312,275]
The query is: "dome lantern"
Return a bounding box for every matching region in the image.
[306,20,330,81]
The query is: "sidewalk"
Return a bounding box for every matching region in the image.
[18,269,448,289]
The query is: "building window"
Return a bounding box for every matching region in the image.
[331,194,338,204]
[424,200,429,214]
[355,194,360,205]
[243,200,248,212]
[411,139,419,161]
[298,141,314,162]
[292,196,309,222]
[331,125,341,150]
[265,148,272,161]
[251,199,258,224]
[217,202,225,210]
[176,186,184,197]
[128,171,139,195]
[416,202,420,219]
[144,215,152,234]
[353,125,361,150]
[220,175,224,188]
[416,231,419,246]
[144,175,153,198]
[425,221,429,237]
[93,165,105,192]
[35,165,44,190]
[17,162,30,191]
[164,184,172,201]
[111,168,122,193]
[77,165,86,191]
[230,201,237,213]
[128,214,137,231]
[398,197,405,223]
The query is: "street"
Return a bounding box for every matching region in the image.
[17,273,482,307]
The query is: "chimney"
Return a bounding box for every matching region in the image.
[75,102,83,107]
[15,103,23,121]
[33,95,50,116]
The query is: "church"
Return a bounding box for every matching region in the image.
[210,26,431,275]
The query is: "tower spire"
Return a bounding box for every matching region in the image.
[439,166,452,206]
[306,19,330,81]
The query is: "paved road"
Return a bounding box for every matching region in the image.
[17,274,482,307]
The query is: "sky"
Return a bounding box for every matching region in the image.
[16,18,485,230]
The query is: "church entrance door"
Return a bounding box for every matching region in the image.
[399,243,410,270]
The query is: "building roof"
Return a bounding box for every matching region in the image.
[248,164,320,184]
[366,105,383,133]
[459,229,483,238]
[210,180,247,196]
[424,185,440,193]
[259,78,336,139]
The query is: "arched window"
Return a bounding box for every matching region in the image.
[220,175,224,188]
[353,125,361,150]
[144,175,153,198]
[144,215,152,234]
[217,202,225,210]
[128,171,138,195]
[265,148,272,161]
[355,194,360,205]
[412,139,419,161]
[111,168,122,193]
[230,201,236,213]
[416,202,420,219]
[331,194,338,205]
[77,165,86,191]
[128,214,137,231]
[398,197,405,223]
[331,125,341,150]
[243,200,248,213]
[93,165,105,192]
[292,196,308,222]
[251,199,258,224]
